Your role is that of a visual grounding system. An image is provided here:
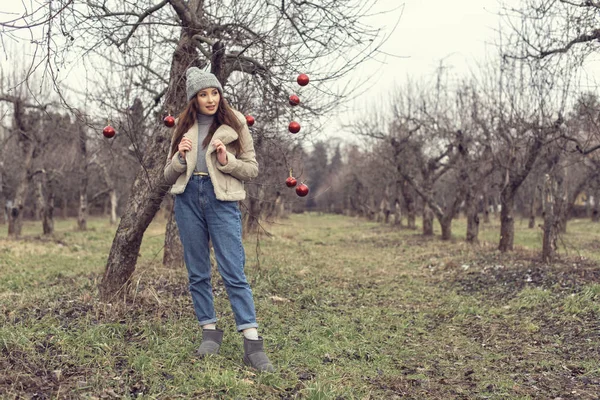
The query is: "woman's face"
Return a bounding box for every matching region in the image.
[196,88,220,115]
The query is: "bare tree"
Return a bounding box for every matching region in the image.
[503,4,600,258]
[0,96,42,236]
[503,0,600,62]
[374,75,486,241]
[0,0,390,299]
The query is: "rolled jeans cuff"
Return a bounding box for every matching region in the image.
[199,318,218,327]
[237,322,259,332]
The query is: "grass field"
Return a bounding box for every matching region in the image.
[1,213,599,399]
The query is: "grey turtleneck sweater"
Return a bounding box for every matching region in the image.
[178,113,214,173]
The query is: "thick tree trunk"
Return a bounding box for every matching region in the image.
[390,181,401,226]
[163,194,184,269]
[541,174,557,263]
[8,111,35,237]
[78,126,88,231]
[99,34,198,301]
[61,192,68,219]
[499,136,544,251]
[0,170,5,225]
[557,209,567,234]
[491,195,499,218]
[78,175,88,231]
[585,190,592,219]
[593,187,599,222]
[34,197,41,220]
[482,190,491,223]
[34,170,45,222]
[263,192,274,220]
[555,167,568,234]
[33,170,53,235]
[109,189,118,224]
[401,180,417,229]
[98,170,118,225]
[103,197,110,216]
[559,177,586,235]
[365,194,376,221]
[378,198,390,223]
[498,188,515,252]
[440,216,452,241]
[465,193,480,243]
[43,185,54,235]
[264,191,284,221]
[274,192,283,220]
[96,154,118,225]
[422,203,434,236]
[528,185,536,229]
[392,199,402,226]
[377,185,391,224]
[347,195,358,217]
[243,184,263,237]
[378,199,389,223]
[275,192,285,219]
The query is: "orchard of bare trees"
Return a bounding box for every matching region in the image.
[303,0,600,263]
[0,0,392,302]
[311,65,600,263]
[1,0,599,301]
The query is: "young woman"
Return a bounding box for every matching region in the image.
[164,67,273,372]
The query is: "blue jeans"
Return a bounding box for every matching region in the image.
[174,175,258,331]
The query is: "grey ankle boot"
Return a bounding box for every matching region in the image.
[243,337,274,372]
[196,329,224,357]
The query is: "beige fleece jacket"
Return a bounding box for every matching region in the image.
[164,110,258,201]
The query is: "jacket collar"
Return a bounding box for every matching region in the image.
[185,121,239,154]
[212,124,239,146]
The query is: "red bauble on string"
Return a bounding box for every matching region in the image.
[103,125,116,138]
[163,115,175,127]
[296,183,309,197]
[285,176,297,188]
[297,74,309,87]
[289,94,300,106]
[288,121,301,134]
[246,115,255,126]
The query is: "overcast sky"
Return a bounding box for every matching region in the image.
[2,0,596,143]
[367,0,504,84]
[0,0,511,92]
[317,0,512,143]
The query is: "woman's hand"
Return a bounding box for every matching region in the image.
[178,137,192,159]
[212,139,228,165]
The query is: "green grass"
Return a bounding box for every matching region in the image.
[1,213,599,399]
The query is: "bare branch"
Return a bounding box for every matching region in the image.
[167,0,200,29]
[0,0,74,30]
[559,0,600,8]
[537,29,600,59]
[0,95,54,111]
[114,0,171,47]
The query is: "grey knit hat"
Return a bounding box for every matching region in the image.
[186,67,223,101]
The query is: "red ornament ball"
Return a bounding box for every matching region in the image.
[297,74,309,87]
[289,94,300,106]
[103,125,116,138]
[285,176,297,188]
[296,183,309,197]
[163,115,175,127]
[246,115,255,126]
[288,121,301,134]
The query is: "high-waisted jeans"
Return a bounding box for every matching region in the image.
[174,175,258,331]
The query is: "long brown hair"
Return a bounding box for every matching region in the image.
[169,94,244,158]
